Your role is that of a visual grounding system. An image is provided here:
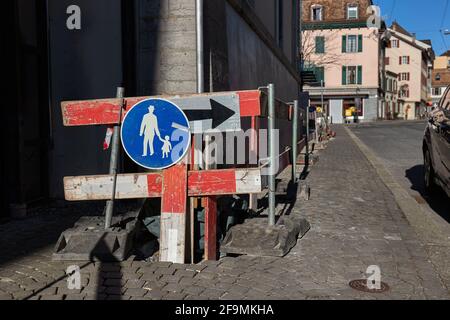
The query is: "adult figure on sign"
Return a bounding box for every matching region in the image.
[122,98,190,170]
[140,105,163,156]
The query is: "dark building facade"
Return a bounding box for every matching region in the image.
[3,0,302,219]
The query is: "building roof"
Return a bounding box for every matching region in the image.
[391,21,412,37]
[420,39,432,46]
[388,25,433,57]
[441,50,450,57]
[386,70,398,77]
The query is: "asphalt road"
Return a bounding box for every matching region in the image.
[349,121,449,223]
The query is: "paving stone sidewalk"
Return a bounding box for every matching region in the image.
[0,125,449,300]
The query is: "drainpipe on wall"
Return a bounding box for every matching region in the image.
[191,0,204,264]
[196,0,204,94]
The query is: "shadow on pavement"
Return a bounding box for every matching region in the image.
[405,165,450,223]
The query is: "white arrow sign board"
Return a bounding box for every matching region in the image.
[170,93,241,134]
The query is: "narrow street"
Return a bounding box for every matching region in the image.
[349,121,449,222]
[1,125,448,300]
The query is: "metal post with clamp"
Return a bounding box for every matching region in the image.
[104,87,125,229]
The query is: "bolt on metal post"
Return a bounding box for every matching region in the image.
[105,87,125,229]
[292,100,299,182]
[268,83,276,226]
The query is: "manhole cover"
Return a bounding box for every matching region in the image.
[349,279,390,293]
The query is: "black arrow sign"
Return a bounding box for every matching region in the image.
[184,99,236,129]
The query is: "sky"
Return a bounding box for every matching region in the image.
[372,0,450,55]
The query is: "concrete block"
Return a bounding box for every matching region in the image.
[220,216,311,257]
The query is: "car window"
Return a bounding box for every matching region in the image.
[440,85,450,111]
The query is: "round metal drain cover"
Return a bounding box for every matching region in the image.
[349,279,390,293]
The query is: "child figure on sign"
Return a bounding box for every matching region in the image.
[161,135,172,159]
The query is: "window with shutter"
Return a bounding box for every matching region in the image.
[315,67,325,83]
[342,66,347,85]
[347,35,357,52]
[357,66,362,85]
[347,66,357,85]
[315,36,325,54]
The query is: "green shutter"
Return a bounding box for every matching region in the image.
[316,67,325,83]
[315,36,325,54]
[358,35,363,52]
[342,35,347,53]
[357,66,362,85]
[342,66,347,85]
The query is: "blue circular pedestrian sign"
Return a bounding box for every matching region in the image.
[121,99,191,170]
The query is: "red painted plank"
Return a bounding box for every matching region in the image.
[203,196,217,261]
[160,160,188,263]
[147,174,163,197]
[62,90,262,126]
[237,90,262,117]
[188,170,236,196]
[161,162,188,214]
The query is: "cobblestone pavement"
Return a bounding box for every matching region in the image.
[0,125,449,300]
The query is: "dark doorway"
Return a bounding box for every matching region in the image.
[1,0,51,220]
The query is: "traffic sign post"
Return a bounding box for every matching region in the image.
[104,87,125,229]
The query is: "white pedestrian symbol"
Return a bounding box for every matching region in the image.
[161,136,172,158]
[140,105,164,157]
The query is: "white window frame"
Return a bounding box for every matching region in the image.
[391,39,399,48]
[432,87,441,96]
[347,4,358,20]
[401,56,409,64]
[346,35,358,53]
[347,66,357,85]
[311,5,323,21]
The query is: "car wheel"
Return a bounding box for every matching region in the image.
[424,149,436,193]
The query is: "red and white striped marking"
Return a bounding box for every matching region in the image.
[160,161,188,263]
[64,168,262,201]
[61,90,262,127]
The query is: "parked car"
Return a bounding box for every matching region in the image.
[423,85,450,197]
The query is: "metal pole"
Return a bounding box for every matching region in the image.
[268,83,276,226]
[292,100,299,182]
[306,104,309,156]
[105,87,125,229]
[321,80,327,131]
[192,0,204,262]
[196,0,204,93]
[314,110,319,144]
